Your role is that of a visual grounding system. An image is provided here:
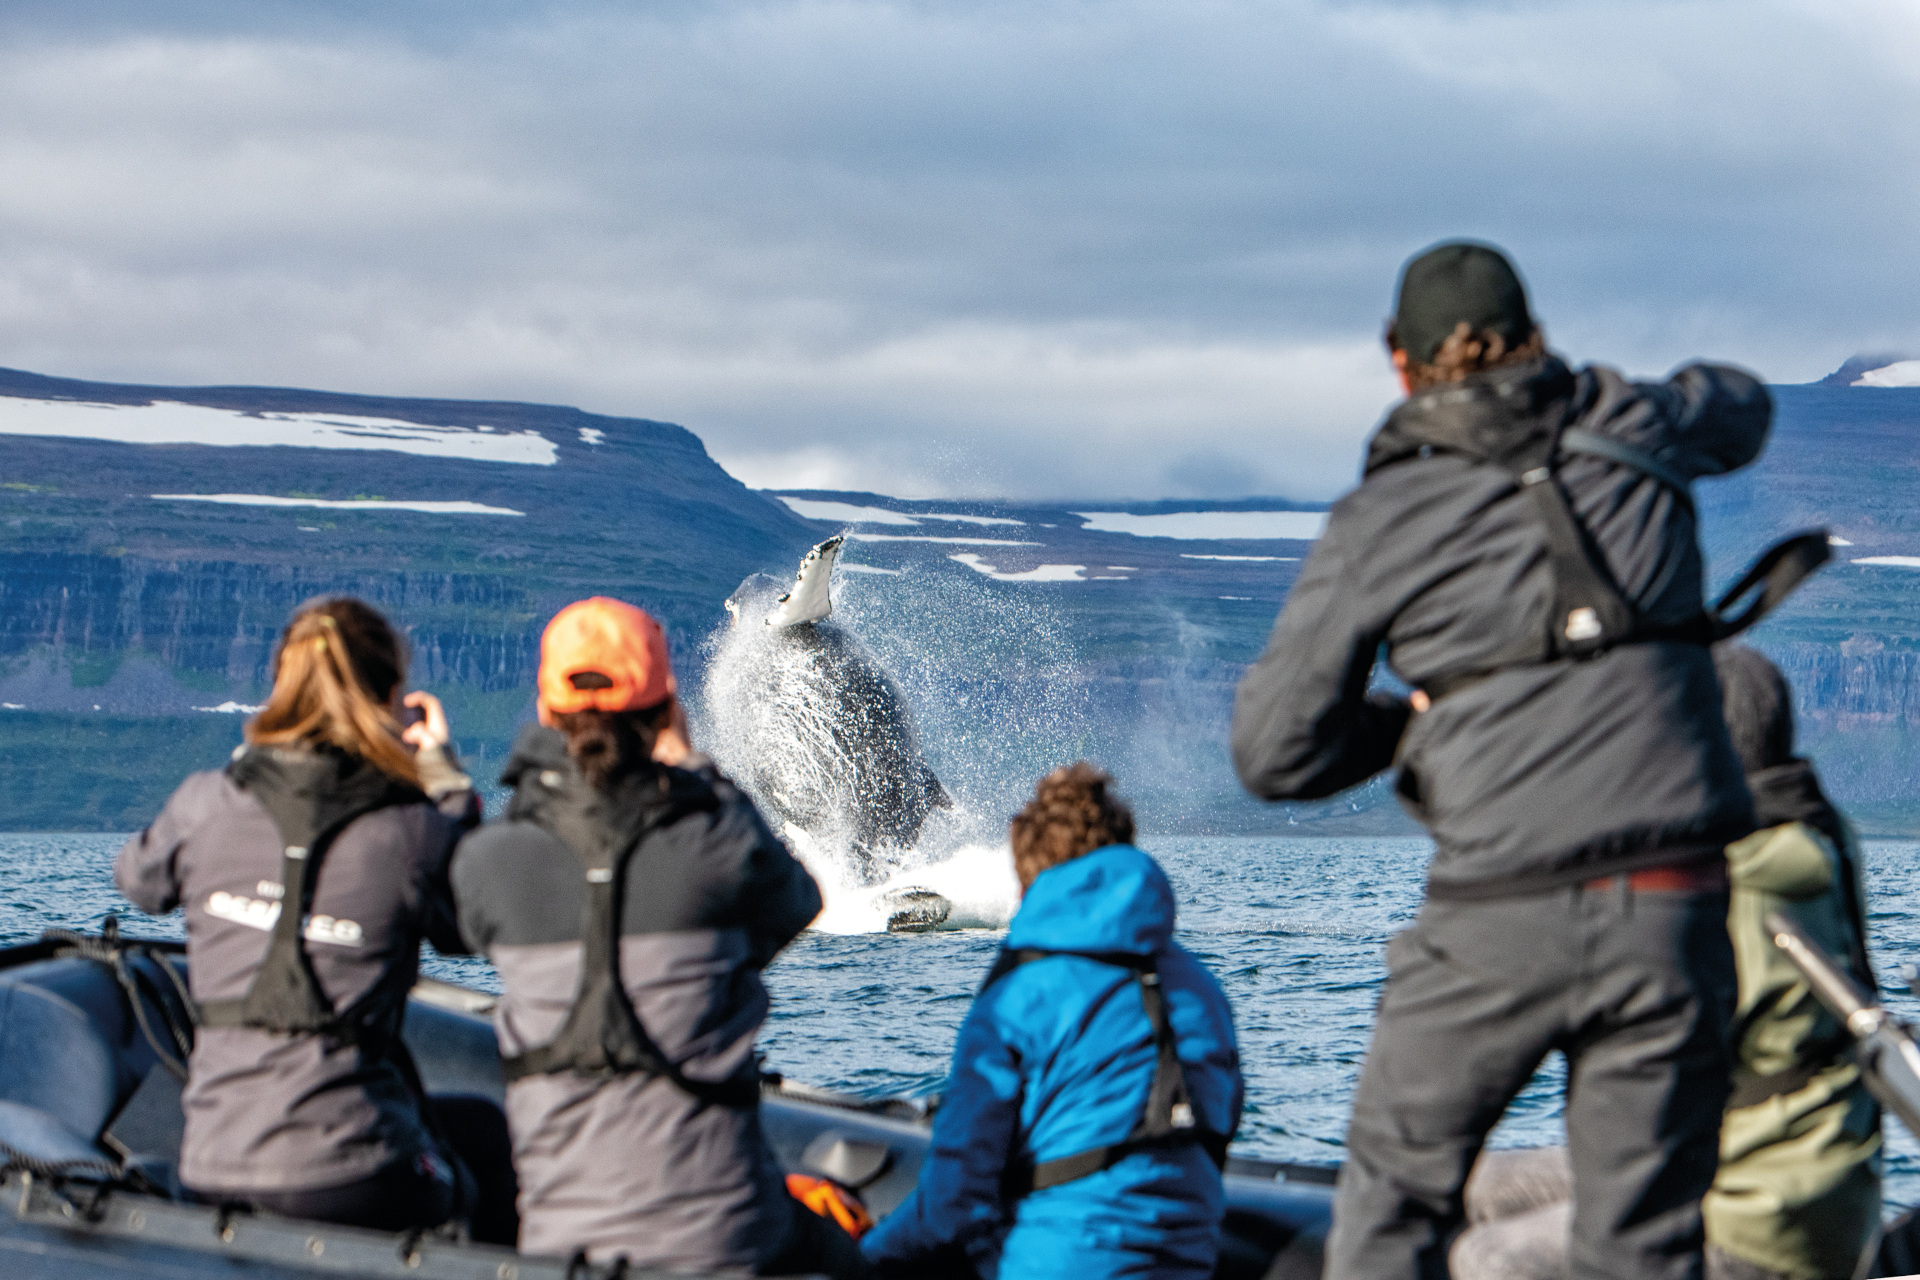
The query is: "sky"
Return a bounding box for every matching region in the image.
[0,1,1915,502]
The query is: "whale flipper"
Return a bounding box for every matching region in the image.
[765,535,844,628]
[881,888,952,934]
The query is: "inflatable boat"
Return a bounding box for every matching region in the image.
[0,926,1333,1279]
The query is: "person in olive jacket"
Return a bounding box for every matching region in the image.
[1703,645,1880,1280]
[116,597,513,1240]
[451,597,863,1275]
[1233,242,1772,1279]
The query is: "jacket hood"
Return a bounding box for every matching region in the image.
[228,743,423,848]
[1748,758,1844,854]
[1004,843,1175,956]
[500,722,572,788]
[1365,355,1576,477]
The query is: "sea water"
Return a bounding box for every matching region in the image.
[9,832,1920,1206]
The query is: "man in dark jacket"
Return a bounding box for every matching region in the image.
[451,597,853,1273]
[1232,242,1770,1279]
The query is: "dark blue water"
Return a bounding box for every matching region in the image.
[10,833,1919,1205]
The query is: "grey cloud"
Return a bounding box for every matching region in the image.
[0,0,1913,499]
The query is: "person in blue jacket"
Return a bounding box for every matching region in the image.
[862,763,1243,1280]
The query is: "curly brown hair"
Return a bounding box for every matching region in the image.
[1010,763,1136,891]
[1397,321,1545,390]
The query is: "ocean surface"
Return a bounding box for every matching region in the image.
[9,832,1920,1206]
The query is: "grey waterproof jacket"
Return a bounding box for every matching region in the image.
[115,745,478,1195]
[1233,356,1770,896]
[450,726,821,1268]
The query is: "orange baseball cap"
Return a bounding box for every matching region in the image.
[537,597,675,723]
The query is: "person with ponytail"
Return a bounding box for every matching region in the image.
[450,598,862,1274]
[115,597,515,1241]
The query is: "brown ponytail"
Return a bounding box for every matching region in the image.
[550,702,671,790]
[247,597,421,789]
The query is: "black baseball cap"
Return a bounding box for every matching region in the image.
[1390,241,1535,364]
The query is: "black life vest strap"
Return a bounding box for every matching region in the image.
[985,948,1229,1197]
[1558,429,1696,509]
[198,751,418,1043]
[499,775,755,1108]
[1408,422,1830,702]
[1517,428,1639,661]
[1702,532,1832,641]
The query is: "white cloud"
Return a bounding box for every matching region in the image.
[0,2,1915,498]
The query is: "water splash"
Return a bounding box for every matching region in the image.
[694,549,1090,926]
[786,827,1020,934]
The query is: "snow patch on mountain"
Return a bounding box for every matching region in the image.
[920,512,1025,526]
[153,494,525,516]
[0,397,557,465]
[848,534,1040,546]
[778,497,918,525]
[949,553,1087,582]
[1073,510,1326,540]
[1853,361,1920,388]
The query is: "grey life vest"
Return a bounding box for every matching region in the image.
[982,948,1229,1195]
[1366,369,1828,701]
[498,765,758,1108]
[197,747,423,1044]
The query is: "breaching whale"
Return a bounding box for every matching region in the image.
[709,536,952,894]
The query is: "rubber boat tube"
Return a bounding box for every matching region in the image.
[0,931,1332,1278]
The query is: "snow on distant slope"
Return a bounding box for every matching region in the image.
[777,497,1025,527]
[949,553,1087,582]
[1852,361,1920,388]
[778,497,918,525]
[0,397,557,465]
[1073,510,1326,540]
[920,512,1025,526]
[153,494,525,516]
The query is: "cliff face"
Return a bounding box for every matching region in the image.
[0,366,822,827]
[0,552,542,695]
[2,364,1918,835]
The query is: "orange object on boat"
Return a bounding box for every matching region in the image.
[785,1173,874,1240]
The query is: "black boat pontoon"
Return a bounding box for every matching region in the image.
[0,927,1333,1279]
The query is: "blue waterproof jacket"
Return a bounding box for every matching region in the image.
[862,844,1242,1280]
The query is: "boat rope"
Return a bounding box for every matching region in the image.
[45,918,196,1081]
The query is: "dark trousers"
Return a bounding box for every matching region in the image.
[247,1094,518,1246]
[1326,883,1736,1280]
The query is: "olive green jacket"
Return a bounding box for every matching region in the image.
[1703,817,1881,1280]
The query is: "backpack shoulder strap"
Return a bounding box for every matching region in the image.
[502,773,754,1107]
[1557,429,1695,512]
[986,948,1229,1197]
[200,752,420,1040]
